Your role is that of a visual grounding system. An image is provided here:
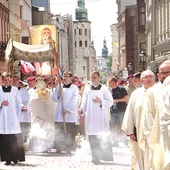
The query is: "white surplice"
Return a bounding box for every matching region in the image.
[19,87,31,122]
[0,86,23,134]
[80,85,113,135]
[52,84,79,123]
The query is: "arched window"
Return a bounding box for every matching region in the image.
[79,41,82,47]
[85,41,87,47]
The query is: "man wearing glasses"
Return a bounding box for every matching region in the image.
[52,71,79,154]
[141,60,170,169]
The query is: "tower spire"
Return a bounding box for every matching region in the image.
[102,37,108,58]
[75,0,88,21]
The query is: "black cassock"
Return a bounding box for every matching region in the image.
[0,85,25,163]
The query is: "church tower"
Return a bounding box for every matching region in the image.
[75,0,88,21]
[73,0,96,81]
[102,37,108,58]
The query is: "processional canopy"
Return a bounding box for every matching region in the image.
[5,39,54,63]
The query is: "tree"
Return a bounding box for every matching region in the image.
[106,54,112,69]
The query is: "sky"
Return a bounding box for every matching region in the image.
[50,0,118,56]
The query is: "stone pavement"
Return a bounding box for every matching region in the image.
[0,141,131,170]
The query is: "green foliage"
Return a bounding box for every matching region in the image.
[99,71,104,83]
[106,54,112,68]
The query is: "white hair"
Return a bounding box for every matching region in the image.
[140,70,155,79]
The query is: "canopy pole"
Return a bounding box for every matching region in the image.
[53,40,66,134]
[10,39,14,78]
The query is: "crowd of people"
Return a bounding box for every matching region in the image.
[121,60,170,170]
[0,60,170,168]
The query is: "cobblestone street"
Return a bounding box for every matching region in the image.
[0,141,131,170]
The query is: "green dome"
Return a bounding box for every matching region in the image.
[75,0,88,21]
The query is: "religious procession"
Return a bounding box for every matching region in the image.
[1,59,170,169]
[0,28,170,169]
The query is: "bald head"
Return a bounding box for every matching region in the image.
[158,60,170,83]
[162,60,170,64]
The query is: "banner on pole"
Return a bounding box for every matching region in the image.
[29,25,58,76]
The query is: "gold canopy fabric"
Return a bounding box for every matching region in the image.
[11,47,54,62]
[5,39,54,63]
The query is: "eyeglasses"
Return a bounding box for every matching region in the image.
[159,71,170,76]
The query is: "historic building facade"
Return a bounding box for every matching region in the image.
[147,0,170,66]
[110,23,118,74]
[73,0,96,81]
[0,0,9,72]
[116,0,146,73]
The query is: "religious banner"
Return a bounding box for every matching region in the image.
[29,25,58,76]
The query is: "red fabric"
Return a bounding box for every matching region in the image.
[21,60,35,74]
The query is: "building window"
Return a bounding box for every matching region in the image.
[20,5,23,18]
[85,41,87,47]
[79,29,82,35]
[85,29,87,35]
[79,41,82,47]
[140,42,146,51]
[139,6,145,25]
[22,37,29,44]
[74,29,76,35]
[75,41,77,47]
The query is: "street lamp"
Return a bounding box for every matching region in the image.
[139,51,146,70]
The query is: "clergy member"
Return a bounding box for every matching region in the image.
[29,77,55,152]
[140,60,170,170]
[13,76,30,150]
[0,72,27,165]
[52,71,79,154]
[121,70,155,170]
[78,71,113,165]
[160,75,170,169]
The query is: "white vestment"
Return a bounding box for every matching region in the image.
[160,87,170,169]
[141,82,165,170]
[52,84,79,123]
[80,84,113,135]
[29,88,55,152]
[0,86,23,134]
[19,87,31,122]
[122,86,146,170]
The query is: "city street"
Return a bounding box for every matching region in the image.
[0,141,131,170]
